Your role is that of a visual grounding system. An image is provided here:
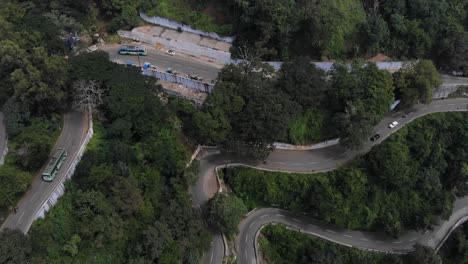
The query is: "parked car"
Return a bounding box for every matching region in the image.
[370,134,381,142]
[165,49,175,56]
[188,74,203,81]
[388,121,399,128]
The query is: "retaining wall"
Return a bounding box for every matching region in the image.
[0,139,7,166]
[139,12,235,43]
[142,68,214,93]
[273,138,340,150]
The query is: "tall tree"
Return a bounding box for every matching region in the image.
[208,193,247,235]
[0,229,31,264]
[330,61,394,148]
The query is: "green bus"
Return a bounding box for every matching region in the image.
[118,45,147,56]
[42,148,67,182]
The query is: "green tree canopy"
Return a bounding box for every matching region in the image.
[208,193,247,235]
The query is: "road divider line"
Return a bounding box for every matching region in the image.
[394,241,402,244]
[18,212,25,222]
[326,229,335,234]
[343,234,352,238]
[309,224,317,228]
[360,238,369,242]
[292,218,302,223]
[260,215,268,219]
[409,237,419,242]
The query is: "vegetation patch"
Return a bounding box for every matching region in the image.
[439,223,468,263]
[142,0,234,35]
[288,109,329,145]
[260,224,441,264]
[0,116,61,224]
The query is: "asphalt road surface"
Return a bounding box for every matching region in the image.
[0,112,6,164]
[195,98,468,264]
[1,112,88,233]
[101,44,222,82]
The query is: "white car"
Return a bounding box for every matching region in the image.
[388,121,399,128]
[165,49,175,56]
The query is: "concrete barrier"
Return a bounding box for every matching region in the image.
[273,138,340,150]
[0,138,8,166]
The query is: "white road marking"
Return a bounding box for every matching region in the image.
[308,161,318,165]
[260,214,268,219]
[245,251,247,259]
[292,163,304,166]
[434,105,442,107]
[342,234,352,238]
[326,229,335,234]
[448,104,455,106]
[292,218,302,223]
[275,162,285,165]
[18,212,25,222]
[394,241,403,244]
[409,237,419,242]
[246,235,249,243]
[249,222,255,229]
[275,214,285,217]
[32,192,38,200]
[360,238,369,242]
[309,224,317,228]
[210,252,213,263]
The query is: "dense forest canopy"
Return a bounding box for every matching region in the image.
[174,59,440,156]
[12,0,467,72]
[0,0,467,263]
[1,52,211,263]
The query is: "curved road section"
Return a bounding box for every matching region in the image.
[195,98,468,264]
[1,112,88,233]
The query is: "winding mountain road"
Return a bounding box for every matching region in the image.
[1,112,88,233]
[194,98,468,264]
